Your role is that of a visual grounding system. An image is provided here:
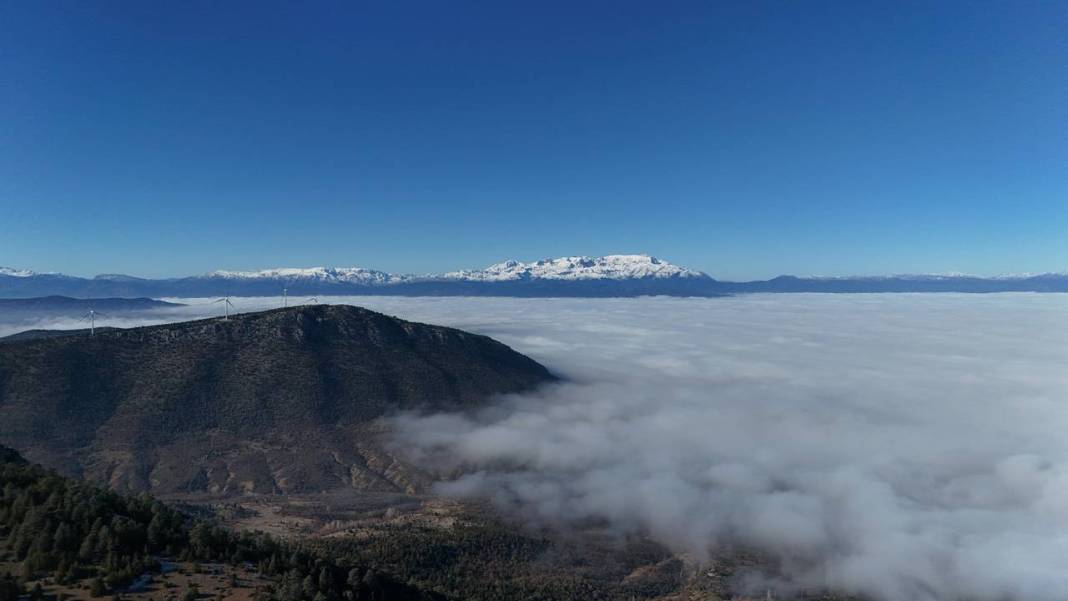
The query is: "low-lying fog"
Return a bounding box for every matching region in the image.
[5,294,1067,600]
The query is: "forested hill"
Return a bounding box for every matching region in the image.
[0,304,555,494]
[0,444,443,601]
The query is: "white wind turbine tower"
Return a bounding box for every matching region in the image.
[213,296,235,320]
[283,287,288,308]
[80,308,107,337]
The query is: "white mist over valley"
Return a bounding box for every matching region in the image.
[2,294,1066,600]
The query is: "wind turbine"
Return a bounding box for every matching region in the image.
[214,296,235,320]
[283,287,288,308]
[80,308,107,336]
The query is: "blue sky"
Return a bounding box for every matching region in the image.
[1,1,1065,280]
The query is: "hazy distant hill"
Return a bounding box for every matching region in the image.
[0,295,182,314]
[0,326,122,343]
[3,256,1066,297]
[0,304,554,495]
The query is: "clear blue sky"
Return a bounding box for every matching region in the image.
[1,1,1065,280]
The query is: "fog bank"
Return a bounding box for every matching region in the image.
[3,294,1067,600]
[372,294,1068,601]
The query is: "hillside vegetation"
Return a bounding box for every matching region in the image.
[0,305,554,494]
[0,444,441,601]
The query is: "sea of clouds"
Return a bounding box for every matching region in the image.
[367,294,1068,601]
[3,294,1067,600]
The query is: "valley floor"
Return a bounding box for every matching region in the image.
[3,561,267,601]
[169,492,835,601]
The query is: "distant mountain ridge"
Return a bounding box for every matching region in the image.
[2,255,1067,297]
[0,295,182,312]
[0,327,123,343]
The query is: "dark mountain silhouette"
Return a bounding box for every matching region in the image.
[0,305,554,495]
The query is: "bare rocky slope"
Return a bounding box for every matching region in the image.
[0,304,554,495]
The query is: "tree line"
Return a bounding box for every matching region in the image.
[0,446,440,601]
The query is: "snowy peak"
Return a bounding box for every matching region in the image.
[206,266,409,285]
[990,271,1068,280]
[0,267,37,278]
[202,255,707,285]
[443,255,708,282]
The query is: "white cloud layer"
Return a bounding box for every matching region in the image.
[3,294,1067,600]
[366,294,1068,601]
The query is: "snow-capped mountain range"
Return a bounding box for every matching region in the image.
[209,266,408,285]
[0,267,38,278]
[204,255,705,284]
[441,255,705,282]
[1,255,1066,298]
[196,255,706,288]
